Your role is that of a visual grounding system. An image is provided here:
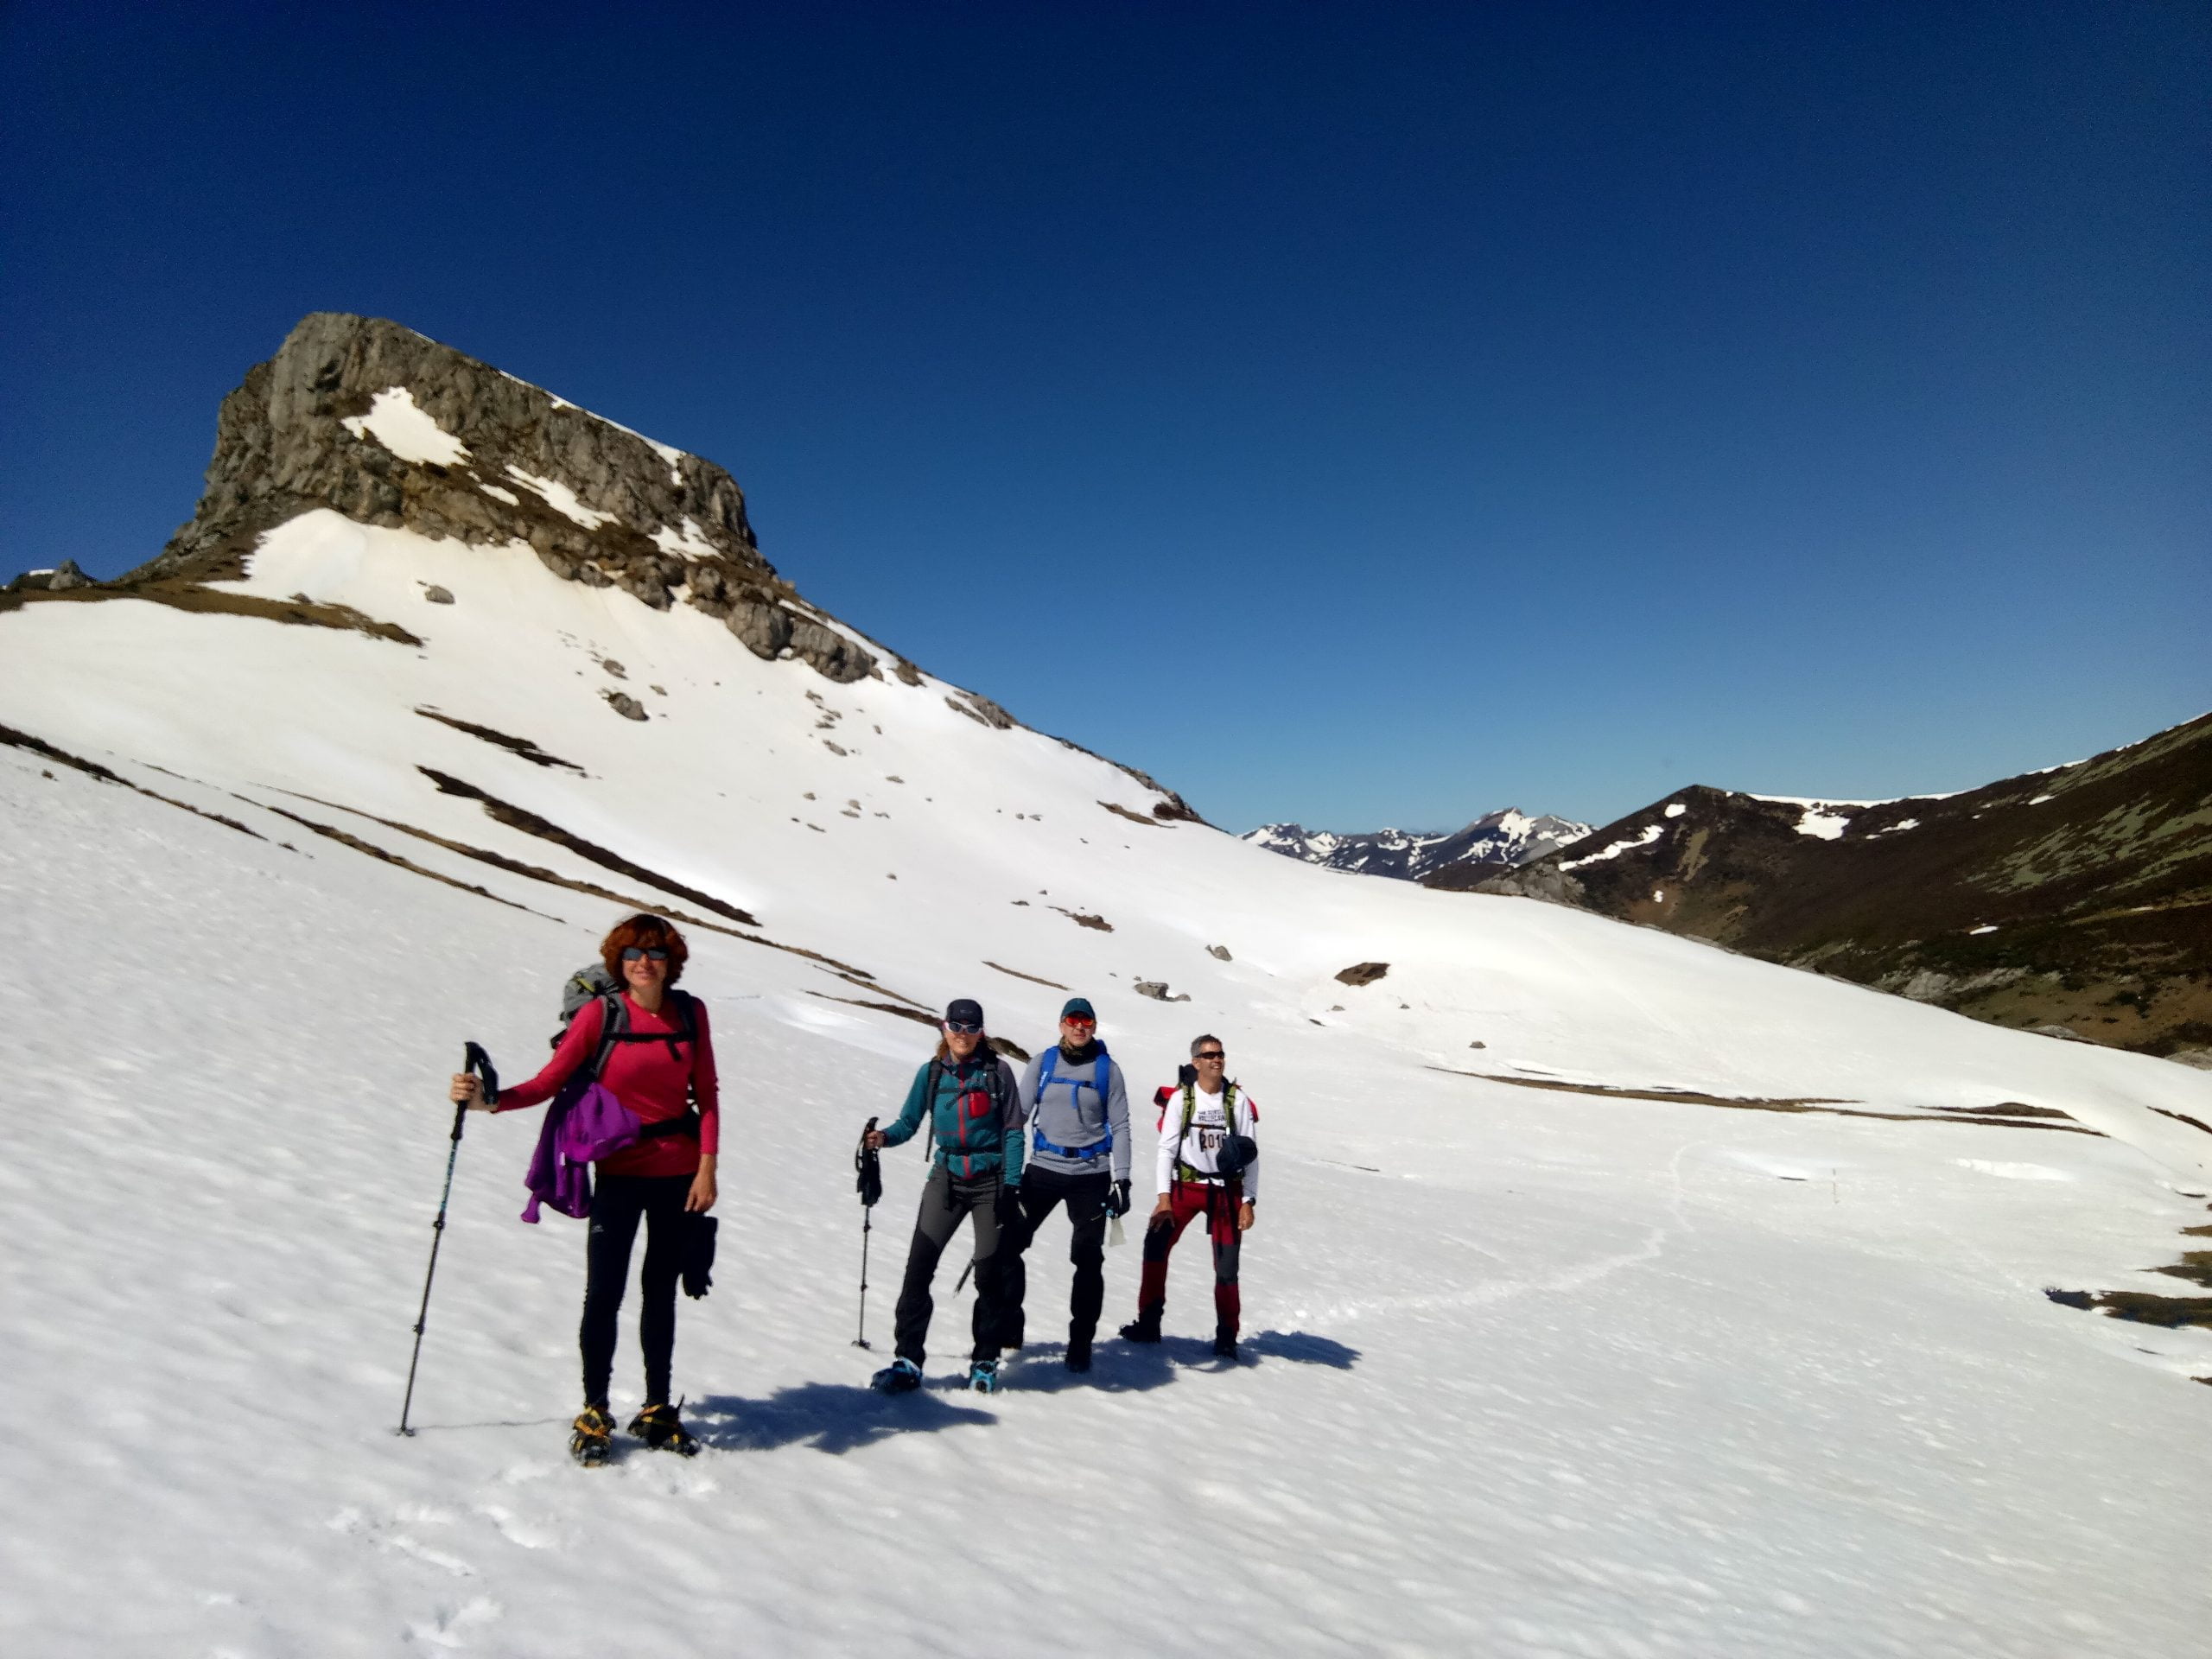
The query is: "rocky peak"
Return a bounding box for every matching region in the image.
[130,312,885,683]
[1245,807,1591,880]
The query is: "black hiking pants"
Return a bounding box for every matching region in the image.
[1000,1163,1110,1351]
[893,1163,1007,1368]
[580,1172,691,1408]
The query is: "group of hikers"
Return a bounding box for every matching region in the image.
[447,913,1262,1465]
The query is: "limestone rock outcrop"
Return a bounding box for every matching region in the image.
[132,312,880,683]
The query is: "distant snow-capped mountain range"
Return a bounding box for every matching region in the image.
[1243,808,1592,880]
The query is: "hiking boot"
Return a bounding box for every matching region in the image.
[871,1357,923,1394]
[969,1358,1001,1394]
[570,1403,615,1467]
[1065,1333,1093,1373]
[1118,1311,1161,1344]
[628,1401,699,1457]
[1212,1328,1239,1360]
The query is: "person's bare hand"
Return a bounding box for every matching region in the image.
[863,1130,887,1149]
[1150,1194,1173,1223]
[449,1073,489,1110]
[685,1159,719,1214]
[1238,1201,1255,1233]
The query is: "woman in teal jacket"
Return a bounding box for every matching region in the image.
[864,997,1025,1394]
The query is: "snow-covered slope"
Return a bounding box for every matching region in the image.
[1245,808,1592,880]
[2,319,2207,1656]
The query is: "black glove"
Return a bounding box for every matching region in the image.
[995,1183,1023,1225]
[1104,1179,1132,1218]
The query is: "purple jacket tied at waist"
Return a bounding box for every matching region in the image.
[521,1078,643,1222]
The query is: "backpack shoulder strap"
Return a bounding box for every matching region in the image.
[589,992,627,1081]
[922,1057,946,1154]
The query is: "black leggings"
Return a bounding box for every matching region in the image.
[579,1173,692,1408]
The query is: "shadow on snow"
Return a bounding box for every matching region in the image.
[690,1326,1359,1452]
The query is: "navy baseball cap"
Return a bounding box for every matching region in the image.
[1060,997,1096,1021]
[944,998,984,1029]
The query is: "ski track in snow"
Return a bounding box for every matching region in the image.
[2,521,2209,1656]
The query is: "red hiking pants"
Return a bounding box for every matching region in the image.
[1135,1179,1243,1334]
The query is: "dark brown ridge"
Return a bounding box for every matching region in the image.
[983,960,1070,989]
[260,804,551,917]
[1424,1065,2104,1135]
[1,722,267,842]
[0,582,424,646]
[260,786,884,984]
[413,708,585,772]
[416,766,759,926]
[2148,1106,2212,1137]
[1098,801,1166,829]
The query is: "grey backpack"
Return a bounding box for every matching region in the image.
[552,962,697,1079]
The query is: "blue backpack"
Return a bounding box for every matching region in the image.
[1032,1044,1115,1162]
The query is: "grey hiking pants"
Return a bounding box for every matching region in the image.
[893,1163,1008,1367]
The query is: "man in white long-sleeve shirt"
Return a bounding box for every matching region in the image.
[1117,1033,1258,1358]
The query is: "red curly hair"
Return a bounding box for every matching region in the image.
[600,913,689,986]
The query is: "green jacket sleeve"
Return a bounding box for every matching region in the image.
[880,1063,931,1148]
[999,1059,1026,1185]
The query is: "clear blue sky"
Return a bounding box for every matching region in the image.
[4,3,2205,832]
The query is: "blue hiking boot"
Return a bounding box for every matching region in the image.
[968,1358,1001,1394]
[871,1357,923,1394]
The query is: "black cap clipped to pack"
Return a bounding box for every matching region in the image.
[944,997,984,1028]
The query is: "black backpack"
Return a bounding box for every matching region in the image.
[1175,1079,1257,1181]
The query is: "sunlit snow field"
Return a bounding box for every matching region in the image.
[3,518,2208,1656]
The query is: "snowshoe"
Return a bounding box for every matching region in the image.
[629,1401,699,1457]
[1119,1312,1161,1344]
[968,1358,1001,1394]
[570,1403,615,1467]
[1212,1328,1239,1361]
[871,1357,923,1395]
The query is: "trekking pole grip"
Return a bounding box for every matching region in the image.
[459,1041,500,1141]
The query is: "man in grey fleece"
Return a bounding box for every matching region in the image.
[999,996,1132,1372]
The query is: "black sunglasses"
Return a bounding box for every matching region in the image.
[1194,1049,1225,1061]
[620,947,671,963]
[944,1020,983,1035]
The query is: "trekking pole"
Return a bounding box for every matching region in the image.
[853,1117,881,1348]
[398,1042,498,1436]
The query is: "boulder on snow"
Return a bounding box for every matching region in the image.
[603,690,647,722]
[1335,962,1389,987]
[7,559,96,593]
[1207,944,1232,961]
[1133,981,1191,1002]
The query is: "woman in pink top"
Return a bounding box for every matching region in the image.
[451,913,719,1463]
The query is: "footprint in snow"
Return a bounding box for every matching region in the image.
[406,1595,504,1649]
[475,1503,559,1550]
[325,1506,476,1579]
